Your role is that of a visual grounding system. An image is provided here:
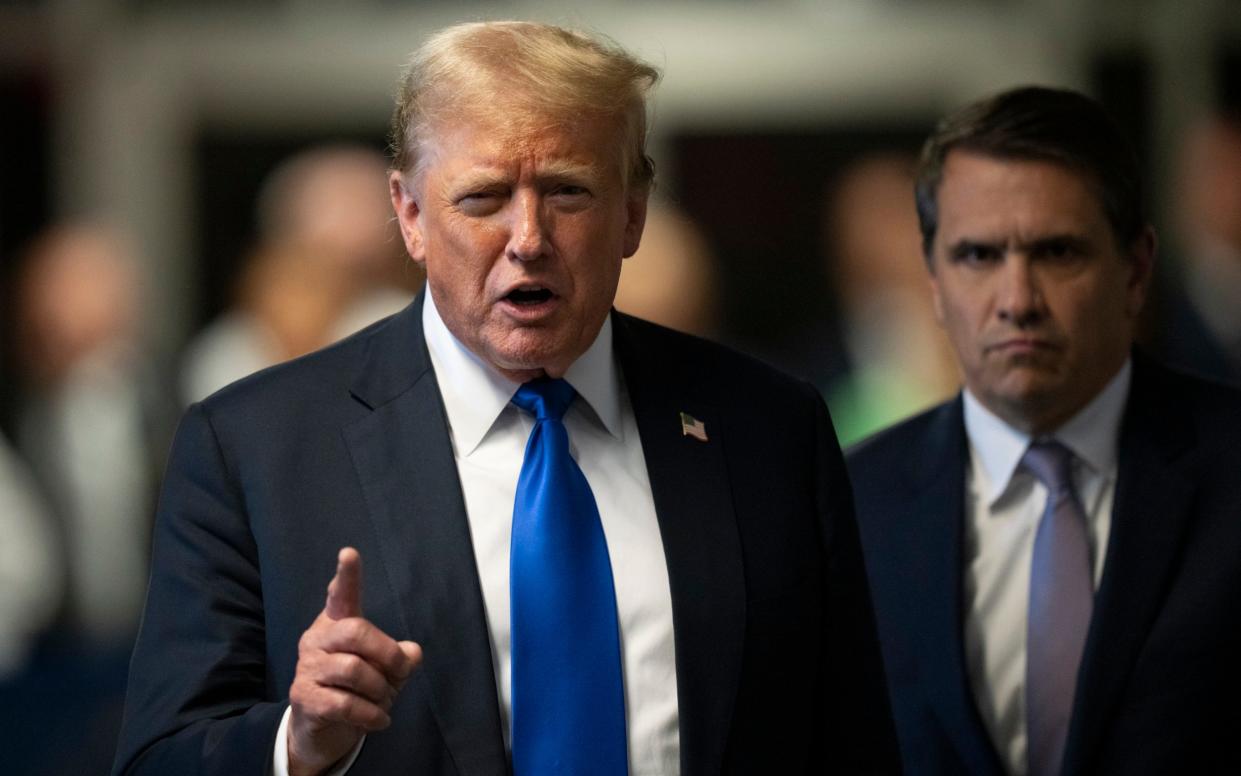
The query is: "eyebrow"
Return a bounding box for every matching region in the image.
[449,160,603,193]
[1021,234,1093,253]
[449,171,509,193]
[946,233,1094,255]
[946,238,1002,256]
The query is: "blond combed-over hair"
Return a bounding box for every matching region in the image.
[389,21,661,191]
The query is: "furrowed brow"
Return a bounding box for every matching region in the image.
[948,238,1003,257]
[452,171,509,192]
[1019,234,1092,253]
[537,160,600,182]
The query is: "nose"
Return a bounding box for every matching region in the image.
[505,191,550,262]
[996,254,1045,327]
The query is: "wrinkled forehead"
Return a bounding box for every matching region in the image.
[413,102,629,182]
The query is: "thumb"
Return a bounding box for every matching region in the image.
[398,640,422,665]
[325,547,363,620]
[395,640,423,687]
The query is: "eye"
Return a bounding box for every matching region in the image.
[1033,239,1082,262]
[950,242,1002,266]
[548,183,593,208]
[456,190,504,216]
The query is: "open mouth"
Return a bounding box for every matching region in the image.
[505,287,555,305]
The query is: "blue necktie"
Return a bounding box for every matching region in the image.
[509,378,627,776]
[1024,440,1093,776]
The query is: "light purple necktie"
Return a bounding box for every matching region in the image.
[1024,440,1093,776]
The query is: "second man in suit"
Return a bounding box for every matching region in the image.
[849,86,1241,775]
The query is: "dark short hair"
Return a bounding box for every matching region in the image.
[914,86,1145,258]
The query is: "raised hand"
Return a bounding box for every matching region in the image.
[287,548,422,776]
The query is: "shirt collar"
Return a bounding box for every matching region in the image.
[1052,358,1130,477]
[963,358,1131,507]
[421,288,622,457]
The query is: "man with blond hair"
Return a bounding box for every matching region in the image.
[114,22,897,776]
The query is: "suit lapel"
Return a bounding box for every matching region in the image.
[343,294,507,775]
[1062,357,1197,775]
[895,400,1007,774]
[612,314,745,776]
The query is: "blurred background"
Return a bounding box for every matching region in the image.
[1,0,1239,772]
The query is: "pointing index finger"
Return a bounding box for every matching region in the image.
[325,547,363,621]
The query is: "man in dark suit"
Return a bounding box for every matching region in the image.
[113,21,896,776]
[848,85,1241,776]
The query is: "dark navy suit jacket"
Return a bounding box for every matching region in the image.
[113,294,898,775]
[847,354,1241,775]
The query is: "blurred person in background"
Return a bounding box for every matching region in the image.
[0,431,61,678]
[821,152,959,445]
[613,200,720,338]
[181,144,418,403]
[6,222,175,776]
[1149,112,1241,383]
[13,222,172,651]
[184,239,367,399]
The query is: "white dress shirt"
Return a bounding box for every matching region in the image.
[275,293,680,775]
[961,360,1131,776]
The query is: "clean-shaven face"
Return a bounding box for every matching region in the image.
[391,111,647,382]
[928,150,1153,433]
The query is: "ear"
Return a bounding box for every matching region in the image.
[389,171,426,266]
[1124,225,1157,319]
[621,189,650,259]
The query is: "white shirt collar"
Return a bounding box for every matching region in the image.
[421,288,623,457]
[963,358,1132,507]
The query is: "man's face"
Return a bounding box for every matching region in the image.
[390,111,647,382]
[928,150,1153,433]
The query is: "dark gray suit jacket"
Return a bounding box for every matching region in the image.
[847,354,1241,775]
[114,294,898,775]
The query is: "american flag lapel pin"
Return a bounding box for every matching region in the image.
[679,411,708,442]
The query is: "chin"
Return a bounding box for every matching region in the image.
[1000,357,1066,385]
[487,342,566,377]
[994,384,1076,431]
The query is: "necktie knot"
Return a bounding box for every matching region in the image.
[512,378,576,422]
[1022,440,1075,498]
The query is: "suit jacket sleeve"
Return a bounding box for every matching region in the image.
[813,390,902,773]
[112,402,285,775]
